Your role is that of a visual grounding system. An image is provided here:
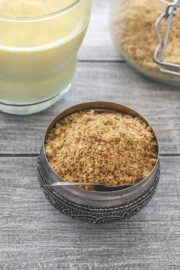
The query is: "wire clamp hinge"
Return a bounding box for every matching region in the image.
[154,0,180,77]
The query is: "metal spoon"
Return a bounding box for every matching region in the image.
[46,181,132,191]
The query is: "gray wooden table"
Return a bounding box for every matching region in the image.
[0,1,180,269]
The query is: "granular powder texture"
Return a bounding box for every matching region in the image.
[45,110,157,190]
[111,0,180,77]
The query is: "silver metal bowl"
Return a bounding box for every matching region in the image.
[37,101,160,224]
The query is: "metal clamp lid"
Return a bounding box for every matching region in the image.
[154,0,180,77]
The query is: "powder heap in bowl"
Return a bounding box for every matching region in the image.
[45,110,157,189]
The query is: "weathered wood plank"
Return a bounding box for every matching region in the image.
[0,156,179,270]
[0,1,179,269]
[78,0,122,61]
[0,62,180,154]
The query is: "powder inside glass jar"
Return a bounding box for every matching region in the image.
[45,110,158,190]
[111,0,180,77]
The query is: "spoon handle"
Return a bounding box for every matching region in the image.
[45,182,132,191]
[46,182,99,187]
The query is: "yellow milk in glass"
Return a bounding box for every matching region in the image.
[0,0,91,114]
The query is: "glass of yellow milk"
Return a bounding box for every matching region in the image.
[0,0,91,114]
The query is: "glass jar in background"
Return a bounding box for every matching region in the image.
[0,0,91,115]
[110,0,180,86]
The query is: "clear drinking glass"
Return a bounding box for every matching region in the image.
[0,0,91,115]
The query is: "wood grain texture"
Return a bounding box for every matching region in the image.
[78,0,123,61]
[0,156,179,270]
[0,0,180,269]
[0,62,180,155]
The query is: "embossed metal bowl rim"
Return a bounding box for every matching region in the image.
[41,101,159,201]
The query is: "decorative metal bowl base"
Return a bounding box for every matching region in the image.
[37,160,160,224]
